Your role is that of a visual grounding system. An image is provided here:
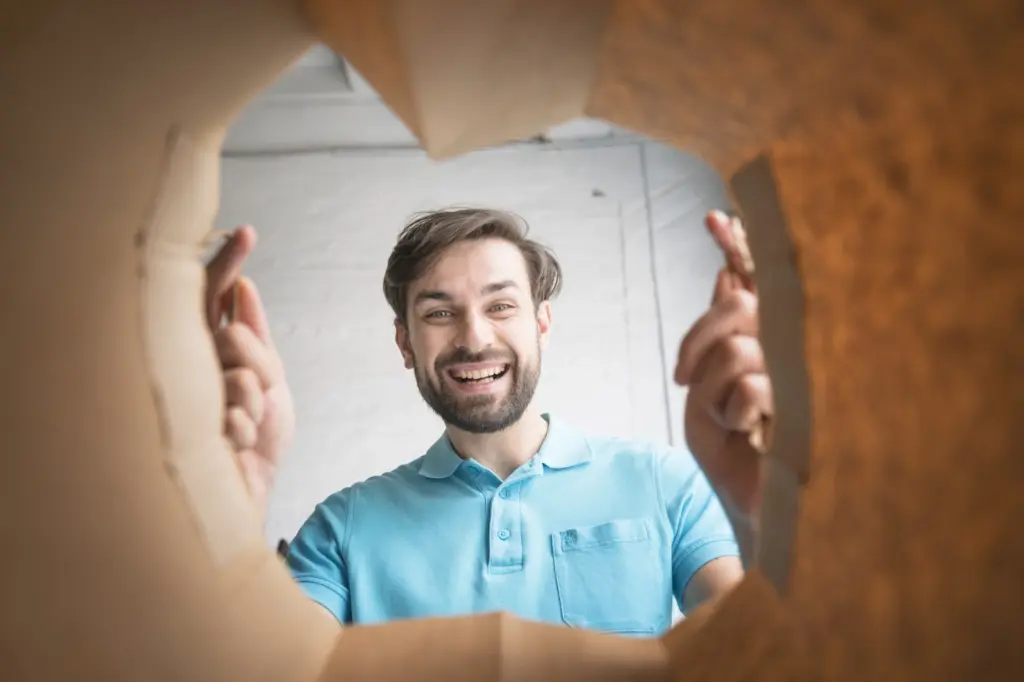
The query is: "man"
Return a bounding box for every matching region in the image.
[206,207,769,634]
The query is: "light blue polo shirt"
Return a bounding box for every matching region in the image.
[286,415,739,636]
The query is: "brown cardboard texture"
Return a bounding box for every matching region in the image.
[2,0,1023,682]
[304,0,614,159]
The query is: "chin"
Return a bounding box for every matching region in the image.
[457,418,516,435]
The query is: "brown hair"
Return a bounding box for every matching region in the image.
[383,207,563,324]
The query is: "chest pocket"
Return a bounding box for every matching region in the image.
[550,517,665,635]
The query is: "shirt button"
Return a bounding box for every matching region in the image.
[497,529,511,541]
[499,489,510,499]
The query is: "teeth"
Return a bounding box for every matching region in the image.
[452,366,505,380]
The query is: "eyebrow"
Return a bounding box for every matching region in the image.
[413,280,521,305]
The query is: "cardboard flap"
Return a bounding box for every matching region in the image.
[318,612,669,682]
[661,572,811,682]
[305,0,613,158]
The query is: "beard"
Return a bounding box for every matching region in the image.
[413,341,541,434]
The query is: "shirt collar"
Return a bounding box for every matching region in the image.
[417,414,593,479]
[417,434,464,479]
[535,414,593,470]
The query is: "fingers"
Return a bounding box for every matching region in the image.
[234,275,273,346]
[710,267,739,306]
[705,210,743,274]
[215,322,283,389]
[206,226,256,329]
[720,374,773,433]
[675,287,759,385]
[688,335,767,426]
[705,210,755,283]
[225,406,258,451]
[224,367,265,425]
[705,210,738,257]
[224,368,265,453]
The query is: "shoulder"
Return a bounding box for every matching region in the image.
[582,432,656,461]
[315,457,428,519]
[294,458,427,549]
[584,433,697,474]
[580,431,710,503]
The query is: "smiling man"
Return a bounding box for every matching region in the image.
[207,207,768,635]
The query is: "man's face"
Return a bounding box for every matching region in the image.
[396,238,551,434]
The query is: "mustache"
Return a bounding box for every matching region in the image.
[438,348,514,368]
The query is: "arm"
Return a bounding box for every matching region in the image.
[673,212,772,576]
[681,555,744,612]
[285,491,353,624]
[718,496,758,569]
[658,447,744,614]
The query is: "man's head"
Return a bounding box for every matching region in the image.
[383,208,562,434]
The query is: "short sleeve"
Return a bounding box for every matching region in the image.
[286,490,353,624]
[656,447,741,611]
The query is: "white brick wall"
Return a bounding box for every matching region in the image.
[217,139,728,547]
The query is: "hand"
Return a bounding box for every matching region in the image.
[674,211,773,519]
[205,226,294,518]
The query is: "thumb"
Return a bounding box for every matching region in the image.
[234,276,274,346]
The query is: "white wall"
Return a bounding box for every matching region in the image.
[218,138,729,546]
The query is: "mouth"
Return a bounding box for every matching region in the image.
[446,363,511,387]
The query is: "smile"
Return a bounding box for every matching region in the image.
[447,364,510,385]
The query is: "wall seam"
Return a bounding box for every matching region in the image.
[638,142,675,446]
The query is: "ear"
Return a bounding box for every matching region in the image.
[394,320,414,369]
[536,300,552,350]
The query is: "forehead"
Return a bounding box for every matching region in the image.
[412,238,531,297]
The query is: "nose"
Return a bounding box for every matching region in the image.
[456,310,495,351]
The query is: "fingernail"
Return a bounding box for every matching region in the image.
[709,209,729,225]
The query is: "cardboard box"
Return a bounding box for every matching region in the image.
[2,0,1021,680]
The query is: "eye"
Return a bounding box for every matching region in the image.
[425,310,453,319]
[490,303,516,314]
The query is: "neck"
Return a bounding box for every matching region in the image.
[446,409,549,480]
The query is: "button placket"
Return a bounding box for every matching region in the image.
[488,481,523,571]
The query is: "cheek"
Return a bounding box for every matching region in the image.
[506,321,541,357]
[409,327,451,369]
